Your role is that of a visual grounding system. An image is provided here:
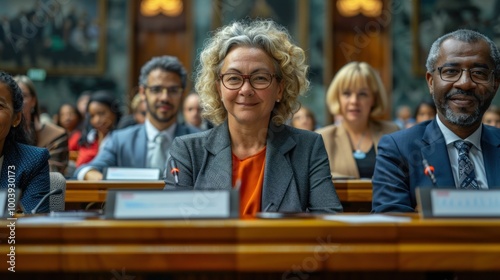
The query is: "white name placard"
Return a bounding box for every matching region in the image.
[105,190,239,219]
[431,190,500,217]
[104,167,161,180]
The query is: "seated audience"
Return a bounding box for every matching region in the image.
[57,103,83,151]
[414,100,437,124]
[0,71,50,213]
[482,105,500,128]
[76,91,91,117]
[316,62,398,179]
[117,93,147,129]
[394,105,415,129]
[182,92,213,130]
[291,106,316,131]
[372,29,500,213]
[74,56,199,180]
[164,19,343,216]
[76,91,122,167]
[14,75,68,174]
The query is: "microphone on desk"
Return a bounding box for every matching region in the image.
[170,159,179,186]
[422,158,437,187]
[31,189,63,214]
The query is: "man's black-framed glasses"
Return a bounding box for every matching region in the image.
[144,85,183,96]
[437,66,494,84]
[219,73,278,90]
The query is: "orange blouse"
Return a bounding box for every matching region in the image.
[232,147,266,218]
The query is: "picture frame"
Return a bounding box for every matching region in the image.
[0,0,107,76]
[412,0,500,76]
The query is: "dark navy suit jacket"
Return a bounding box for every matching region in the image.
[1,142,50,213]
[372,119,500,213]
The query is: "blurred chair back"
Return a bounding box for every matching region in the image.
[50,172,66,211]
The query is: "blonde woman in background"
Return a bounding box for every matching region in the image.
[316,62,398,179]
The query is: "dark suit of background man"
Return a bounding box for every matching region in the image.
[74,56,199,180]
[372,29,500,213]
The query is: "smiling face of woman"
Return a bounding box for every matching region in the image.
[217,46,283,128]
[88,101,117,135]
[338,79,375,125]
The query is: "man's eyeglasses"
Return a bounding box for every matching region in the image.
[145,85,183,96]
[219,73,278,90]
[437,66,495,84]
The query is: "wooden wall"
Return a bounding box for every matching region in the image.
[324,0,392,123]
[128,0,193,103]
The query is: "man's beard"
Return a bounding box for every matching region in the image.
[432,90,488,127]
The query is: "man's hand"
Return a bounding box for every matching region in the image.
[84,170,103,181]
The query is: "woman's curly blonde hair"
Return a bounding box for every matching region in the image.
[195,19,309,126]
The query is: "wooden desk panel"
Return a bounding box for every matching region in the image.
[2,217,500,273]
[65,180,372,205]
[65,180,165,203]
[333,180,372,202]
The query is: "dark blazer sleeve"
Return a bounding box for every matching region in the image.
[309,135,343,213]
[371,134,415,213]
[19,147,51,213]
[164,136,196,190]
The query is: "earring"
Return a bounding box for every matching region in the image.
[276,99,280,103]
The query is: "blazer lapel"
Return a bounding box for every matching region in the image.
[421,120,455,188]
[261,124,294,211]
[481,126,500,188]
[202,122,233,190]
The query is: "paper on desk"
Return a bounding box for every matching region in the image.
[322,214,411,224]
[16,216,87,225]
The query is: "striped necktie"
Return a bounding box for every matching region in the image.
[453,140,479,189]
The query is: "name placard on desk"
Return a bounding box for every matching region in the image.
[105,189,239,219]
[103,167,161,180]
[417,188,500,218]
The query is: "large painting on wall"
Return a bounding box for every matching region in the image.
[0,0,107,75]
[412,0,500,76]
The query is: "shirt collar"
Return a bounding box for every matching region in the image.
[144,118,177,142]
[435,114,482,151]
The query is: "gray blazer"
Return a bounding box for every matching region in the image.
[74,123,199,177]
[164,121,343,213]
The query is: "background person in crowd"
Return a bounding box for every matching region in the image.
[394,105,415,129]
[57,103,83,151]
[76,91,91,117]
[75,91,122,167]
[57,103,83,177]
[182,92,213,130]
[0,71,50,213]
[372,29,500,213]
[291,105,317,131]
[74,56,199,180]
[414,100,437,124]
[482,105,500,128]
[117,93,147,129]
[164,19,343,216]
[316,62,399,179]
[14,75,68,174]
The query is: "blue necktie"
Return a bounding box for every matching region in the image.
[453,140,479,189]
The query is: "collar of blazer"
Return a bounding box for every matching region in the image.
[202,120,296,210]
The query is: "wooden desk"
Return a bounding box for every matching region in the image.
[333,179,372,202]
[65,180,164,203]
[65,180,372,204]
[1,216,500,277]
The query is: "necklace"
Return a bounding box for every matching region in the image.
[352,130,367,160]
